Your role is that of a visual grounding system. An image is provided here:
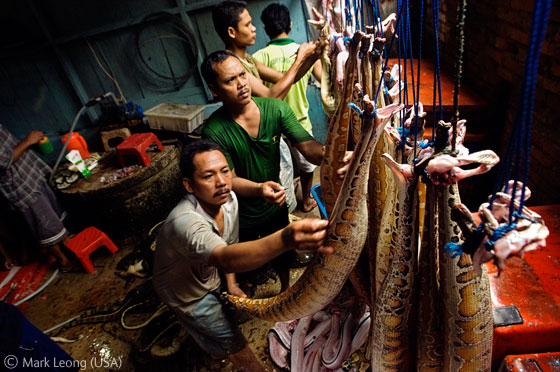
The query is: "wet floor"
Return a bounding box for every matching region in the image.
[17,175,323,372]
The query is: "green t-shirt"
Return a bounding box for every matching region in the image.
[202,97,313,228]
[253,39,314,132]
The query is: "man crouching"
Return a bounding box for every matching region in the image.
[153,139,331,371]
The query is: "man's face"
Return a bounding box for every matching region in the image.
[209,56,252,106]
[230,8,256,46]
[184,150,233,208]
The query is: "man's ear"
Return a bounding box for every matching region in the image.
[208,84,218,98]
[227,26,237,40]
[289,21,292,33]
[183,177,194,193]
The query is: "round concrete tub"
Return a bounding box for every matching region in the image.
[56,145,183,241]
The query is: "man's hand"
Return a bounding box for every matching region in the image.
[261,181,286,206]
[281,219,333,254]
[296,41,318,61]
[24,131,44,146]
[227,281,248,298]
[336,151,354,179]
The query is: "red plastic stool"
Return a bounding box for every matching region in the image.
[116,132,164,167]
[66,227,119,273]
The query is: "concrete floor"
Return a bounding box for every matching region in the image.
[18,174,323,372]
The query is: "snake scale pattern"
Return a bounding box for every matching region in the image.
[320,32,363,218]
[226,97,402,321]
[437,184,493,372]
[370,154,419,372]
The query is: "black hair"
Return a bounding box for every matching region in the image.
[212,0,248,45]
[200,50,239,86]
[180,139,224,179]
[261,3,291,39]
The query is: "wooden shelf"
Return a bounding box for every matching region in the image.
[387,59,487,112]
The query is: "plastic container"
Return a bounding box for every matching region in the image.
[37,136,54,155]
[144,103,205,133]
[62,132,90,158]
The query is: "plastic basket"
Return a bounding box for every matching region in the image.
[144,103,205,133]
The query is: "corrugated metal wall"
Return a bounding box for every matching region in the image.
[0,0,327,164]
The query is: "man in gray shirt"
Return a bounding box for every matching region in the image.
[153,139,331,372]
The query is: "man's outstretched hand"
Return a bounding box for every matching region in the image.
[281,219,333,254]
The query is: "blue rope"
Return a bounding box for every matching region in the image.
[401,0,409,108]
[348,102,376,118]
[419,140,433,149]
[406,0,415,107]
[347,102,363,116]
[489,0,552,224]
[374,0,406,105]
[519,0,551,215]
[412,0,424,162]
[432,0,443,139]
[345,0,353,31]
[374,0,383,37]
[484,223,518,251]
[353,0,358,32]
[366,0,372,27]
[444,242,463,258]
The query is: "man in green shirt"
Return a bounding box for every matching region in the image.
[212,1,324,215]
[200,51,326,294]
[254,3,322,213]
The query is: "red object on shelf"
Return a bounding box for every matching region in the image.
[488,205,560,370]
[498,352,560,372]
[116,132,163,167]
[66,227,118,273]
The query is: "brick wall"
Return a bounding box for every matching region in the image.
[425,0,560,205]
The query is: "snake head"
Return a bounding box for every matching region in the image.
[353,83,363,99]
[372,37,386,58]
[308,7,327,30]
[359,34,371,59]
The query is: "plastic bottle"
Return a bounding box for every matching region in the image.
[37,136,54,155]
[61,132,90,158]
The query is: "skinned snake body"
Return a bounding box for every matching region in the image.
[316,19,337,117]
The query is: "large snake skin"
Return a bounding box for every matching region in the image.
[350,34,372,148]
[416,183,444,372]
[346,33,373,304]
[349,33,392,307]
[320,32,363,218]
[438,184,493,372]
[225,99,403,322]
[370,154,419,372]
